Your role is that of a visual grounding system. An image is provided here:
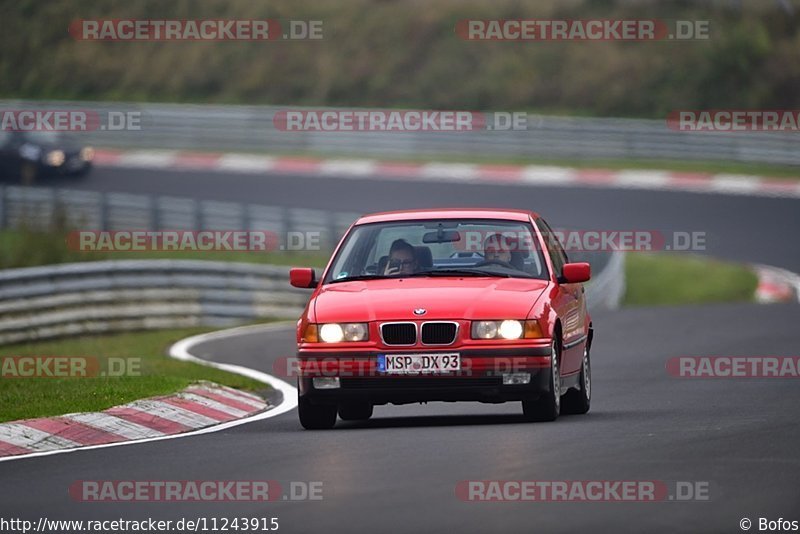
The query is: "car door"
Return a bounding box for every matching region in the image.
[536,217,586,375]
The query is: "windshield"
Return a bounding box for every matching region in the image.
[324,219,548,283]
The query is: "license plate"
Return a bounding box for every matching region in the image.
[377,353,460,374]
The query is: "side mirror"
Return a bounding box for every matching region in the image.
[290,267,318,288]
[560,262,591,284]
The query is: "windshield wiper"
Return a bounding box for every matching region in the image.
[327,274,392,284]
[410,269,512,278]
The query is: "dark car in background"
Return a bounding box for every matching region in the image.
[0,130,93,184]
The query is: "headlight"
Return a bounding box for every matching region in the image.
[472,320,543,340]
[318,323,369,342]
[45,150,65,166]
[80,146,95,161]
[473,321,498,339]
[498,320,523,340]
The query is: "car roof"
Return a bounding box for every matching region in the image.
[355,208,539,225]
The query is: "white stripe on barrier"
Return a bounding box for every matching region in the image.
[521,166,577,185]
[216,154,276,173]
[420,163,479,181]
[195,386,265,409]
[614,170,672,189]
[318,159,377,177]
[125,399,220,428]
[116,151,179,168]
[177,392,251,418]
[0,424,81,452]
[66,413,165,440]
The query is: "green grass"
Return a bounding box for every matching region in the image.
[624,253,758,307]
[0,328,271,423]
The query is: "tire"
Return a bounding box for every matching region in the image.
[338,402,373,421]
[522,339,561,422]
[561,345,591,415]
[298,398,337,430]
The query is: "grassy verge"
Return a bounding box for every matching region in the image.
[624,253,758,307]
[0,327,271,423]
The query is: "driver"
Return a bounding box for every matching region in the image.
[483,233,514,264]
[383,239,418,276]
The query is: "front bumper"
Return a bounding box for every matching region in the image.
[296,346,553,405]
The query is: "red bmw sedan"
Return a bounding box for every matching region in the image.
[289,209,593,429]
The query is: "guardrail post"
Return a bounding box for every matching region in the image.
[243,204,252,231]
[0,186,6,229]
[150,195,161,230]
[195,199,205,231]
[99,192,110,231]
[326,210,338,250]
[281,206,291,241]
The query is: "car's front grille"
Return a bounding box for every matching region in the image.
[381,323,416,345]
[341,377,502,389]
[421,322,457,345]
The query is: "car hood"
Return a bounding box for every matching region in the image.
[312,277,549,322]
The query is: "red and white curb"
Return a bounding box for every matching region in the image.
[94,149,800,199]
[0,382,265,459]
[0,323,297,463]
[754,265,800,304]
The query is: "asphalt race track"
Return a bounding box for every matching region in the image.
[1,166,799,533]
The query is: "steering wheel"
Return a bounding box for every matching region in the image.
[474,259,515,270]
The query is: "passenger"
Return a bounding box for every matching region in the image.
[482,233,514,265]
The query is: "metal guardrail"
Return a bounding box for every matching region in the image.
[0,260,309,345]
[0,253,624,345]
[2,100,798,166]
[0,184,361,249]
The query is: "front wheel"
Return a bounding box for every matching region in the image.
[522,339,561,422]
[561,345,591,415]
[298,398,337,430]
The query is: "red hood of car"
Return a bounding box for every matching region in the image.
[312,277,550,322]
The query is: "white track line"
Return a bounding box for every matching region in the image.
[0,322,297,463]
